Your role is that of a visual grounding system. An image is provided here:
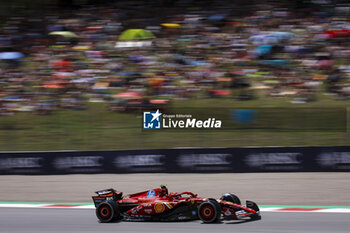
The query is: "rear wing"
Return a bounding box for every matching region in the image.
[92,188,122,207]
[95,188,116,195]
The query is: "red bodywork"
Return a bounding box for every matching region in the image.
[119,189,204,216]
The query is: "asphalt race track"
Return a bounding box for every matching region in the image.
[0,208,349,233]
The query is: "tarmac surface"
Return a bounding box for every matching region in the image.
[0,208,349,233]
[1,173,350,205]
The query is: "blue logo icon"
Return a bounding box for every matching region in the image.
[147,190,156,197]
[231,110,256,123]
[143,110,162,129]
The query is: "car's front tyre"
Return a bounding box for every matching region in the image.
[220,193,241,205]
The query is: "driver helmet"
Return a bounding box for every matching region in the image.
[159,184,168,197]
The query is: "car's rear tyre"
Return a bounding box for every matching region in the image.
[198,199,221,223]
[220,193,241,205]
[96,200,120,223]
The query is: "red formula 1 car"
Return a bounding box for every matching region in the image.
[92,185,261,223]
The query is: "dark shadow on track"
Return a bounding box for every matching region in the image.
[225,218,261,224]
[98,219,122,224]
[200,221,224,224]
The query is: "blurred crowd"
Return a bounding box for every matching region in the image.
[1,0,350,115]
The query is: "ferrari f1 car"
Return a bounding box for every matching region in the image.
[92,185,261,223]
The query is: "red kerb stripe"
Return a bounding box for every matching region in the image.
[280,208,322,211]
[44,205,80,208]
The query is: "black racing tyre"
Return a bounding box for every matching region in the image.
[220,193,241,205]
[96,200,120,223]
[198,199,221,223]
